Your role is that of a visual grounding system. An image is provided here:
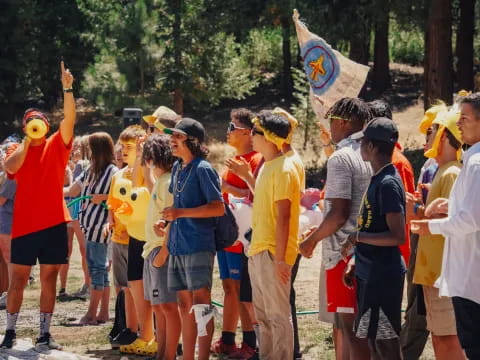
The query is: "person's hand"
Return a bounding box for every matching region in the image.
[425,198,449,218]
[153,219,168,237]
[299,228,318,259]
[406,192,422,221]
[225,157,250,179]
[153,247,169,268]
[343,257,355,289]
[162,207,180,221]
[23,136,32,149]
[419,183,431,192]
[102,222,112,238]
[275,260,291,285]
[316,122,332,146]
[61,61,74,89]
[410,220,432,236]
[341,234,356,261]
[91,194,105,205]
[136,136,147,158]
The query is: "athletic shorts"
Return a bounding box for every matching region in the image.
[127,237,145,282]
[217,249,242,280]
[167,251,214,292]
[143,247,177,305]
[326,257,356,313]
[239,253,252,302]
[423,285,457,336]
[112,242,129,288]
[11,223,69,266]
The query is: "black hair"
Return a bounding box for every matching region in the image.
[141,134,175,172]
[460,92,480,119]
[256,110,290,139]
[231,108,254,129]
[368,100,393,120]
[185,138,209,159]
[365,137,395,157]
[444,128,462,150]
[326,97,373,129]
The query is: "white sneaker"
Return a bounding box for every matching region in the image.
[0,292,7,310]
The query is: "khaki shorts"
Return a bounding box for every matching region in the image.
[423,285,457,336]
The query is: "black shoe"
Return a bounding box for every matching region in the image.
[113,328,137,346]
[0,330,16,349]
[35,332,62,352]
[177,343,183,356]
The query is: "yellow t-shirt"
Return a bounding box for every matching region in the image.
[142,173,173,258]
[107,167,132,245]
[285,150,306,192]
[248,154,301,265]
[413,161,461,286]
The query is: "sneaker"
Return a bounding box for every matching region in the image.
[211,338,237,355]
[113,328,137,346]
[71,284,89,299]
[35,332,62,352]
[0,330,16,349]
[228,342,257,359]
[0,292,7,310]
[28,276,35,286]
[56,288,68,301]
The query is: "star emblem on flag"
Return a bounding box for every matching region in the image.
[309,55,326,81]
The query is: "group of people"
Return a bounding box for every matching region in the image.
[0,62,480,360]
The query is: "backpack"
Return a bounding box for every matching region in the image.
[215,203,239,251]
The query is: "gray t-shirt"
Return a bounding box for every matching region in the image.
[322,135,372,269]
[0,177,16,235]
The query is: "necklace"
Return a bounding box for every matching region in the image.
[374,162,392,176]
[173,162,194,194]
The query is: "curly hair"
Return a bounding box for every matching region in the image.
[141,134,175,172]
[185,138,209,159]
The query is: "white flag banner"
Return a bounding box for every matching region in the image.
[293,9,370,119]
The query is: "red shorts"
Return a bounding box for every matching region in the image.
[326,257,357,313]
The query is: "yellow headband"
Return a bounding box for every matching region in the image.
[120,140,136,146]
[252,117,288,150]
[424,109,463,160]
[419,102,447,135]
[272,107,298,144]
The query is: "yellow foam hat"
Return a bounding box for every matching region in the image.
[419,102,447,135]
[424,108,462,159]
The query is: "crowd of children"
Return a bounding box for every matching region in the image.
[1,63,480,360]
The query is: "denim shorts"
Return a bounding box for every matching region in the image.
[86,241,110,290]
[167,251,214,292]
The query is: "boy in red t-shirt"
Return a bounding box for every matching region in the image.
[211,109,262,358]
[0,62,75,351]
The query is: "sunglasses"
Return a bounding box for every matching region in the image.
[251,128,264,136]
[227,122,248,133]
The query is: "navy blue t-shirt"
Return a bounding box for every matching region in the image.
[355,164,407,281]
[168,157,223,255]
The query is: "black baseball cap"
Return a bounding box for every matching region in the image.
[354,117,399,144]
[164,117,206,143]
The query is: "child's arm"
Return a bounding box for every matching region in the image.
[64,181,82,197]
[143,166,156,193]
[221,179,249,198]
[274,199,292,285]
[357,212,406,247]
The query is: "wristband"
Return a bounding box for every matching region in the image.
[63,87,73,93]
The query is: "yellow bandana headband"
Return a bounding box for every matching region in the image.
[272,107,298,144]
[252,117,288,150]
[424,109,463,160]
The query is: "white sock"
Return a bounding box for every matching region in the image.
[39,312,53,336]
[6,312,19,331]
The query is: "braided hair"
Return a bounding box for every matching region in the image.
[325,97,373,129]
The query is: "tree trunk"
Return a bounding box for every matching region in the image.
[349,34,370,66]
[172,0,183,115]
[281,14,293,99]
[456,0,475,91]
[424,0,453,109]
[372,3,391,93]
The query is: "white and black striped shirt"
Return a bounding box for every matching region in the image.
[77,164,118,243]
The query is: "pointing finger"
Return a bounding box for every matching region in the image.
[61,61,66,74]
